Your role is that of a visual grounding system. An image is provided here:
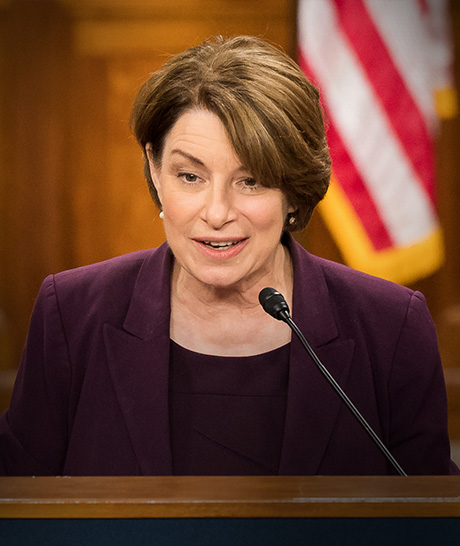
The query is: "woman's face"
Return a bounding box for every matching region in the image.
[148,109,294,290]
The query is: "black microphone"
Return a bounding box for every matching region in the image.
[259,287,407,477]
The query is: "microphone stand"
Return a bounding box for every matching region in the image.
[259,288,407,477]
[285,312,407,476]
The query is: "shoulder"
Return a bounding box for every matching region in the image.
[315,253,414,304]
[320,254,432,329]
[293,239,413,297]
[53,248,154,288]
[293,240,428,327]
[37,244,170,324]
[53,244,168,290]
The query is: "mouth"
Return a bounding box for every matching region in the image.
[202,240,240,251]
[196,238,248,252]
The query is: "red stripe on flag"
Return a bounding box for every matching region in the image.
[418,0,429,14]
[331,0,436,205]
[326,122,395,251]
[298,48,394,251]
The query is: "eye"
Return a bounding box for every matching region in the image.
[179,172,200,184]
[241,178,260,191]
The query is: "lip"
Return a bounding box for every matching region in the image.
[192,237,249,259]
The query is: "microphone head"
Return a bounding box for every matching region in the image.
[258,287,290,322]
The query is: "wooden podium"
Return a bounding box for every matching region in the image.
[1,476,459,545]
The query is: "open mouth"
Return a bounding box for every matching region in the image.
[201,240,241,251]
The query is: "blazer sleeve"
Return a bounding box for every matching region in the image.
[0,275,71,475]
[388,291,459,475]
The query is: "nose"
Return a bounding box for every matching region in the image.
[201,183,235,229]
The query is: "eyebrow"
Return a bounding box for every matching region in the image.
[170,148,249,174]
[170,149,206,167]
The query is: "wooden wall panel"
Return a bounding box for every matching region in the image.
[1,0,74,375]
[0,2,13,407]
[70,57,164,266]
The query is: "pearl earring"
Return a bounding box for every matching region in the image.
[159,211,164,219]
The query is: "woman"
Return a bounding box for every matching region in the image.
[0,36,457,475]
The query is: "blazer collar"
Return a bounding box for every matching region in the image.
[103,243,175,475]
[279,237,355,475]
[123,243,174,340]
[288,234,338,347]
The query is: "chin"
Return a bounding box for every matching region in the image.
[199,275,242,290]
[191,268,248,290]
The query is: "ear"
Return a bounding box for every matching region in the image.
[284,196,297,216]
[145,143,162,199]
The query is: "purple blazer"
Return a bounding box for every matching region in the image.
[0,238,458,475]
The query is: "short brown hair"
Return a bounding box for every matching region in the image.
[130,35,331,231]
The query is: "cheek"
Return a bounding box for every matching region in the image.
[241,199,286,230]
[162,190,200,226]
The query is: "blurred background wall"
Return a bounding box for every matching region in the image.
[0,0,459,441]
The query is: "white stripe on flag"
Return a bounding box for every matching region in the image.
[364,0,438,131]
[298,0,439,246]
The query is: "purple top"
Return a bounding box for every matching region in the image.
[169,341,290,475]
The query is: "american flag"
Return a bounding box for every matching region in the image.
[298,0,456,284]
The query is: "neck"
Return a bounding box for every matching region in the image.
[169,241,294,356]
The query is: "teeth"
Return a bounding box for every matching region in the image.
[203,241,238,250]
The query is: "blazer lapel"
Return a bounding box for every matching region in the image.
[103,244,174,475]
[279,240,355,475]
